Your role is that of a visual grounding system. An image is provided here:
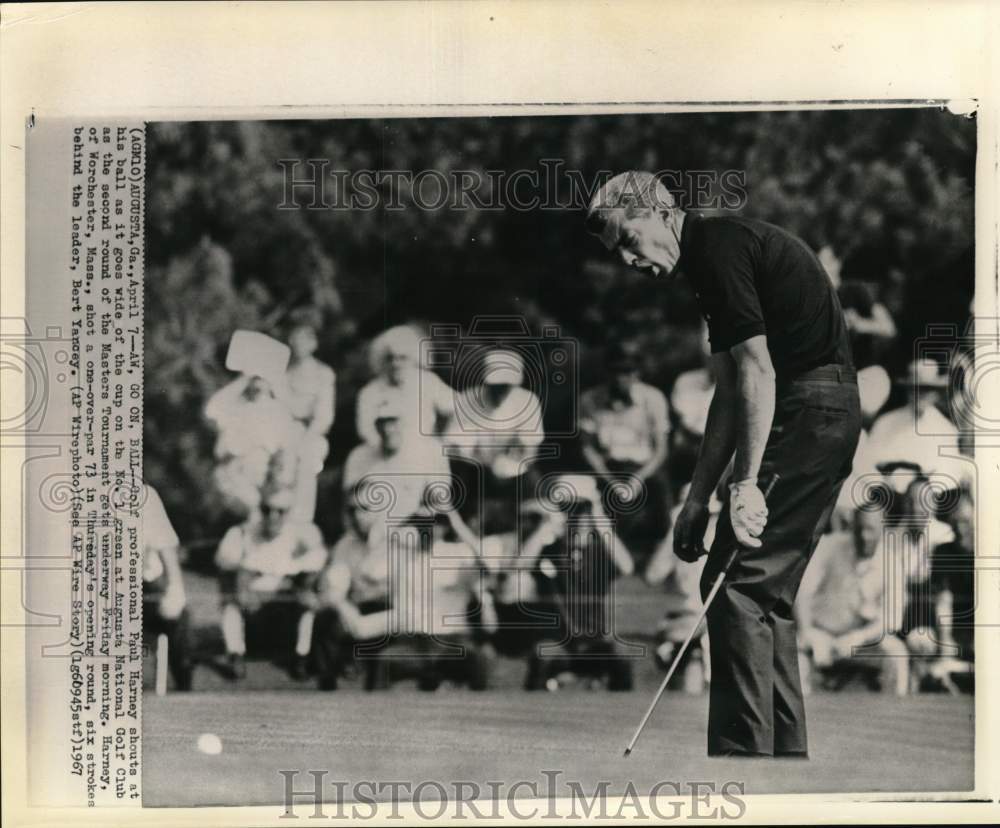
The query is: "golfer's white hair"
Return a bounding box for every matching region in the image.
[369,324,423,373]
[586,171,675,235]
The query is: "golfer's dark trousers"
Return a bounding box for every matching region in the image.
[700,364,861,757]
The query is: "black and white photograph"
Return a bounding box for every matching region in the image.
[3,4,997,826]
[137,108,978,807]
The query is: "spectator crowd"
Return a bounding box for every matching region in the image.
[144,251,977,698]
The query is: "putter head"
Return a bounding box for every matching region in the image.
[623,747,632,758]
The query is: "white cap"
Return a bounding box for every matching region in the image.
[482,350,524,386]
[225,330,290,389]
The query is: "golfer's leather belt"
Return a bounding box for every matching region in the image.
[781,363,857,386]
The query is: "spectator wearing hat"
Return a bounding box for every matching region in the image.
[324,511,494,691]
[865,358,966,487]
[498,474,635,691]
[355,325,455,447]
[795,506,911,695]
[206,331,304,517]
[215,485,328,680]
[451,348,545,535]
[343,399,454,543]
[283,308,336,522]
[310,513,391,690]
[580,341,671,562]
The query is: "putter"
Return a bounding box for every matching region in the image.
[623,474,780,758]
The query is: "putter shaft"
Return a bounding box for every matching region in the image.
[623,474,779,757]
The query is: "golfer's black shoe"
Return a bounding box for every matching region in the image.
[289,654,310,681]
[173,665,194,692]
[224,653,246,681]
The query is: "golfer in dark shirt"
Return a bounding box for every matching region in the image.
[587,172,861,757]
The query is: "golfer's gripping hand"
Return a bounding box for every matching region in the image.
[673,499,710,562]
[730,479,768,547]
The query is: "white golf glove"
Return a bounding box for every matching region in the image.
[730,478,767,548]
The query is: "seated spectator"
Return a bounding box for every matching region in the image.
[283,308,336,522]
[451,349,545,534]
[343,400,456,551]
[316,511,493,691]
[915,485,975,693]
[142,484,193,691]
[356,325,455,446]
[310,503,392,690]
[580,341,671,562]
[206,331,303,517]
[895,488,970,691]
[215,485,328,680]
[795,506,910,695]
[644,484,724,694]
[497,475,635,691]
[933,486,975,660]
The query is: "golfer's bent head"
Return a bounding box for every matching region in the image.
[585,171,684,282]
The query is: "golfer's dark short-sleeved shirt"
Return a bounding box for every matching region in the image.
[678,214,852,379]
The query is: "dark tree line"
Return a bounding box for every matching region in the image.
[144,109,975,541]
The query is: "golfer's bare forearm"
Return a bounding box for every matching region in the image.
[734,366,775,481]
[688,389,738,504]
[731,337,776,483]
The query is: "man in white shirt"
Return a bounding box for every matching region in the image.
[283,308,336,522]
[864,358,968,490]
[310,507,391,690]
[215,485,328,680]
[453,349,545,464]
[795,507,910,695]
[450,349,545,534]
[355,325,455,446]
[343,400,453,544]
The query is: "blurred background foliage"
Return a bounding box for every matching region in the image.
[145,109,975,541]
